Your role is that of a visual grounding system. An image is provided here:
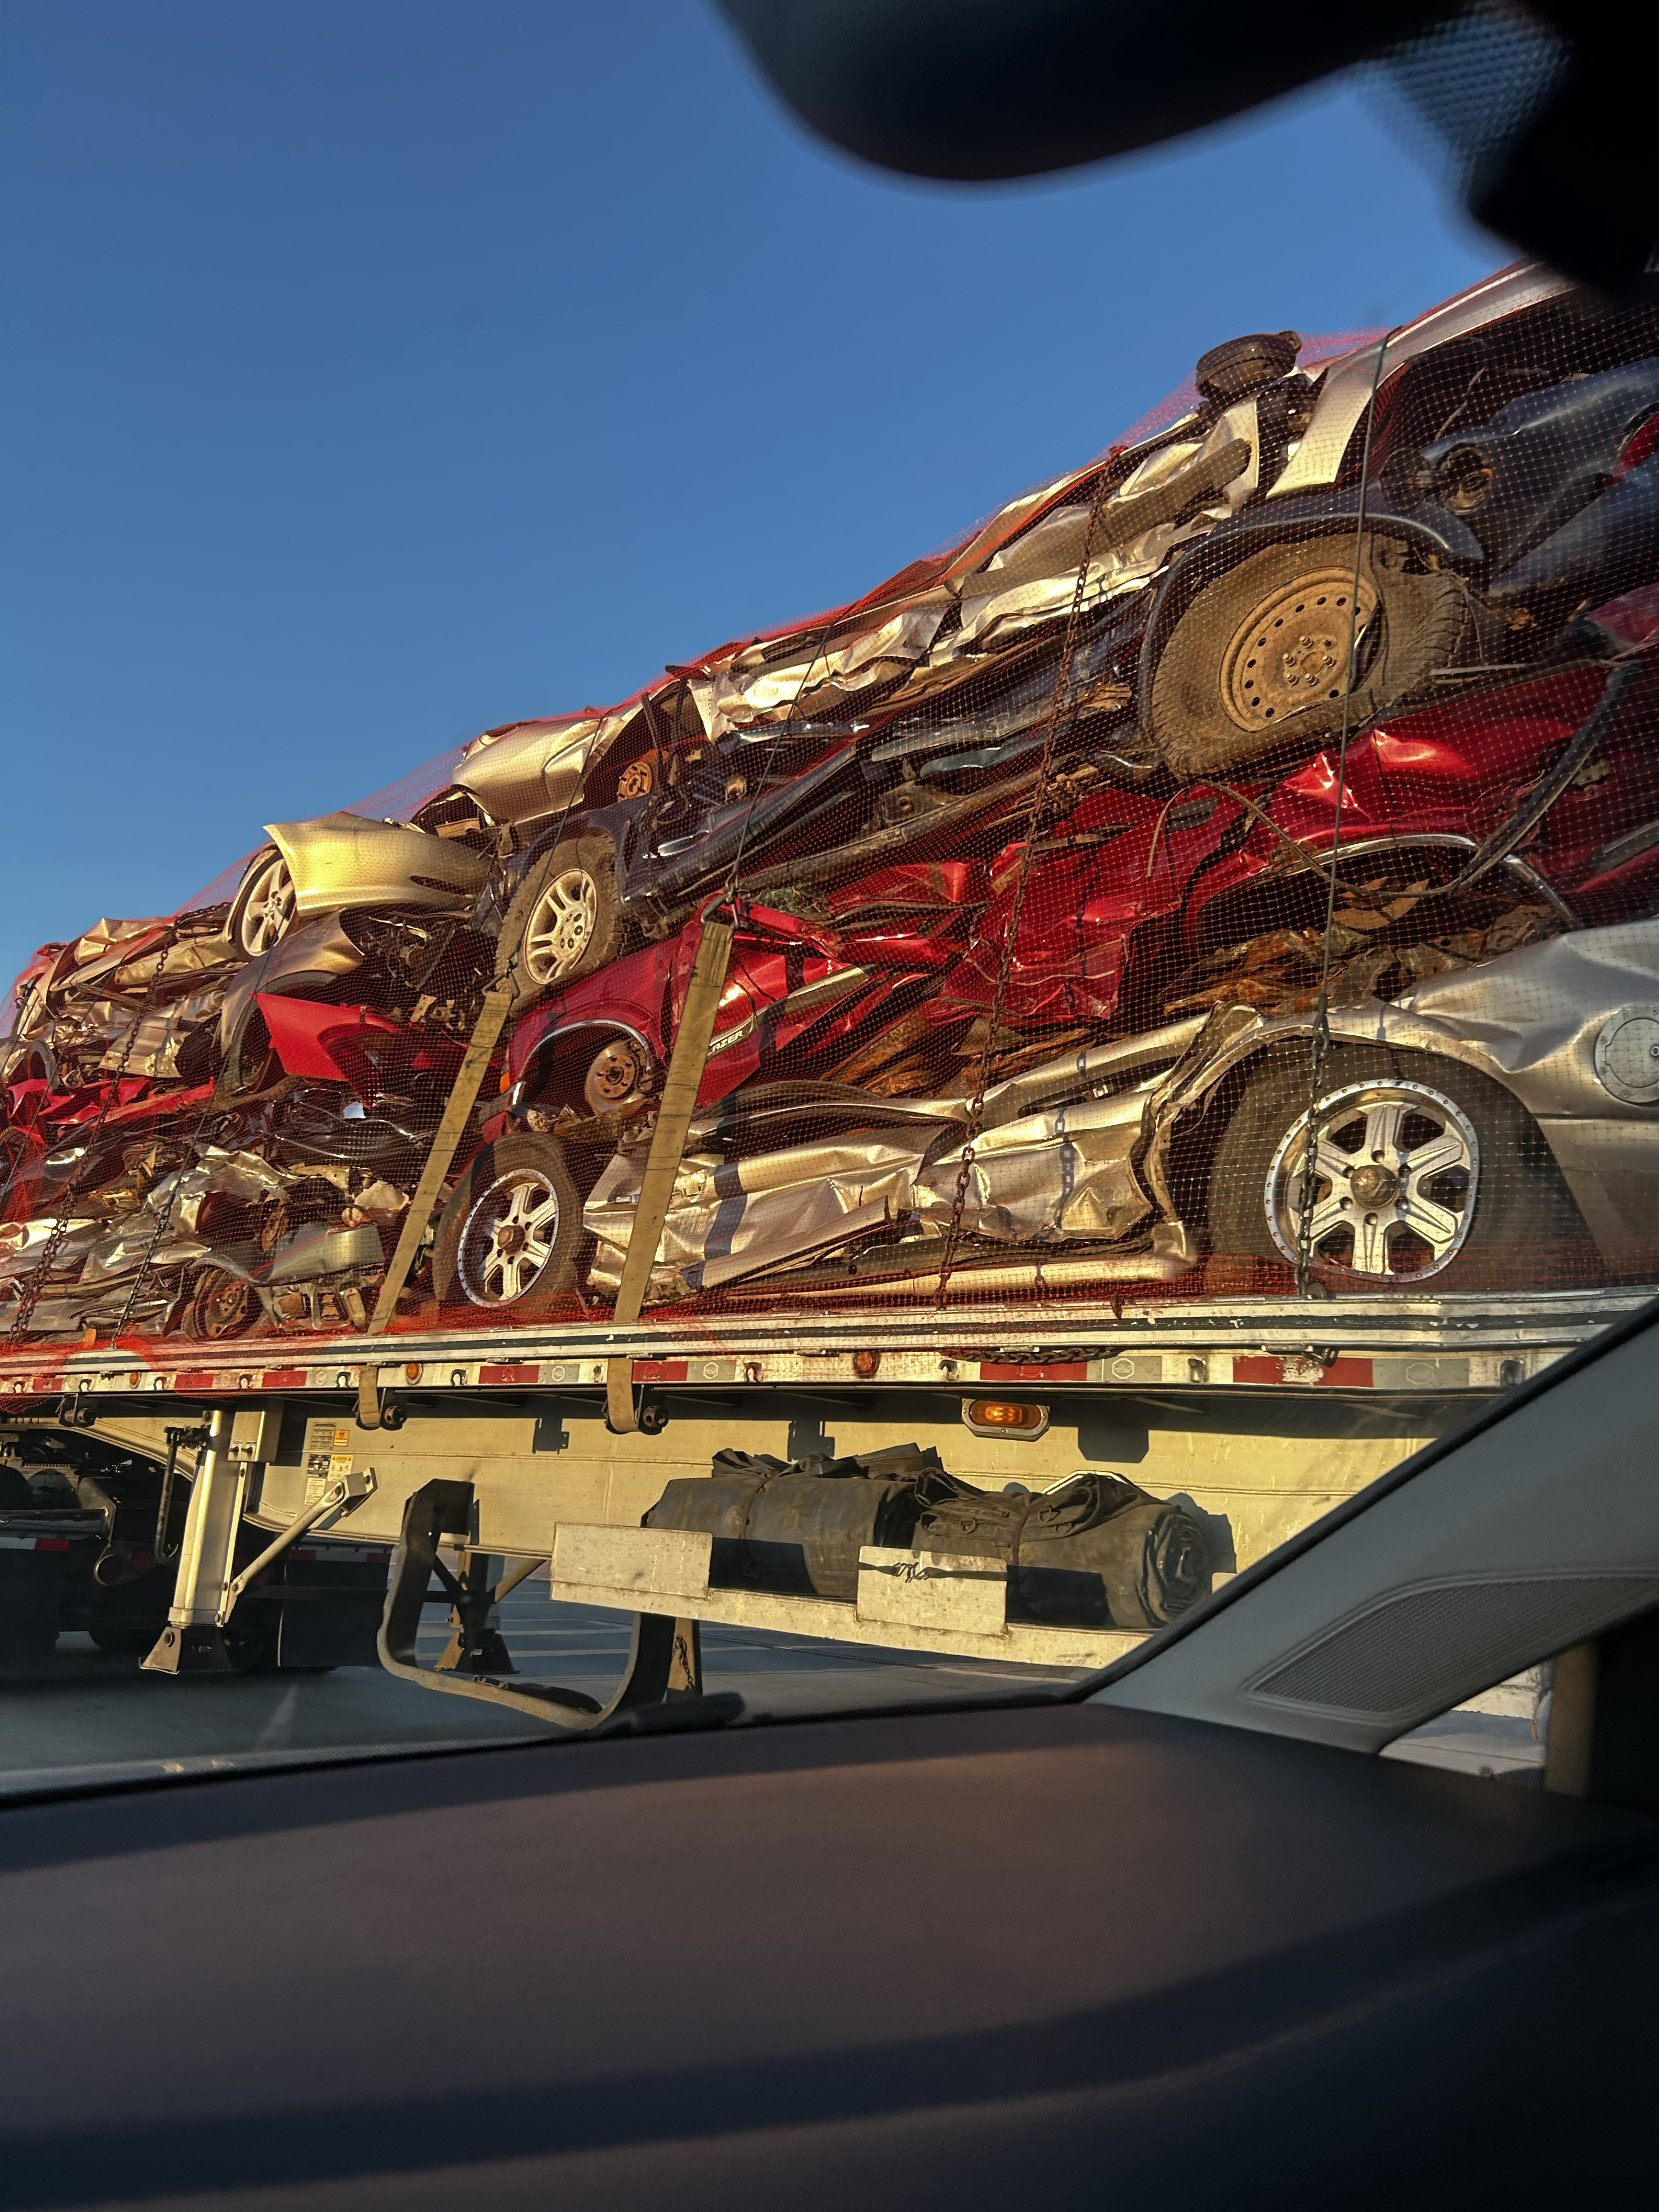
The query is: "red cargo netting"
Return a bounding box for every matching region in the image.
[5,262,1659,1352]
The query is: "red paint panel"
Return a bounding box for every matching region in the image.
[1321,1357,1375,1388]
[634,1359,688,1383]
[257,995,399,1079]
[480,1363,539,1386]
[980,1362,1087,1383]
[1234,1355,1375,1387]
[106,1081,216,1127]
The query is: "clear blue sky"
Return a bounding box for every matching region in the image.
[1,1,1501,989]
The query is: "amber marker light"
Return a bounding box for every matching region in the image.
[962,1398,1050,1440]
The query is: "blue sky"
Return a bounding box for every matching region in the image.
[1,1,1502,988]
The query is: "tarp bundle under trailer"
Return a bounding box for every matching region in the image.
[4,261,1659,1677]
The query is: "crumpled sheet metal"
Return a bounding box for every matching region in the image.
[50,979,229,1080]
[584,1085,1155,1301]
[41,915,239,1011]
[953,404,1260,650]
[454,715,611,826]
[1390,918,1659,1121]
[690,603,950,734]
[37,1149,291,1296]
[0,1148,345,1337]
[0,1214,106,1288]
[264,812,492,917]
[216,913,366,1058]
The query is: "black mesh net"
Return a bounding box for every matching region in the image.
[7,261,1659,1356]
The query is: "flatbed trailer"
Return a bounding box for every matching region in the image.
[0,1282,1643,1721]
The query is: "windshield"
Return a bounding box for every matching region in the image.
[3,7,1655,1797]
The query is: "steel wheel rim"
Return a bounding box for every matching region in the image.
[1220,567,1379,733]
[583,1038,647,1114]
[1264,1077,1479,1280]
[240,857,296,956]
[459,1167,562,1305]
[522,868,599,984]
[196,1272,256,1338]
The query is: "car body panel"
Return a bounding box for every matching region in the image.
[1269,261,1573,497]
[264,812,493,917]
[453,715,607,826]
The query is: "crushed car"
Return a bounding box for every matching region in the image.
[4,266,1659,1340]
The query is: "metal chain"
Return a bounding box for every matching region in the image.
[8,940,174,1339]
[935,469,1116,1307]
[1295,328,1395,1296]
[109,940,280,1342]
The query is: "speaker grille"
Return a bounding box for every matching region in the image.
[1247,1574,1659,1722]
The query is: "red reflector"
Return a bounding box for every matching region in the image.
[35,1537,70,1552]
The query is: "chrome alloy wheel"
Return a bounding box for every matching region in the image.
[1265,1078,1480,1280]
[239,855,297,956]
[1220,567,1379,732]
[458,1167,563,1305]
[521,867,599,985]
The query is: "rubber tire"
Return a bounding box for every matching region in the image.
[87,1624,160,1657]
[494,836,626,1008]
[1204,1043,1592,1293]
[1149,537,1472,781]
[431,1131,586,1316]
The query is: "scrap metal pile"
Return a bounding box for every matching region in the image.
[7,261,1659,1345]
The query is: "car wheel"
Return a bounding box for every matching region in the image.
[231,849,298,958]
[180,1267,260,1340]
[432,1132,585,1314]
[579,1035,656,1117]
[1149,537,1472,780]
[1204,1045,1591,1290]
[494,837,625,1006]
[0,1035,58,1091]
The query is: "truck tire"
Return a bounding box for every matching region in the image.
[1204,1044,1590,1290]
[88,1624,162,1657]
[494,837,625,1008]
[432,1132,585,1314]
[1149,537,1471,780]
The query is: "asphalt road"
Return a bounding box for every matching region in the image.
[0,1582,1541,1795]
[0,1580,1090,1795]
